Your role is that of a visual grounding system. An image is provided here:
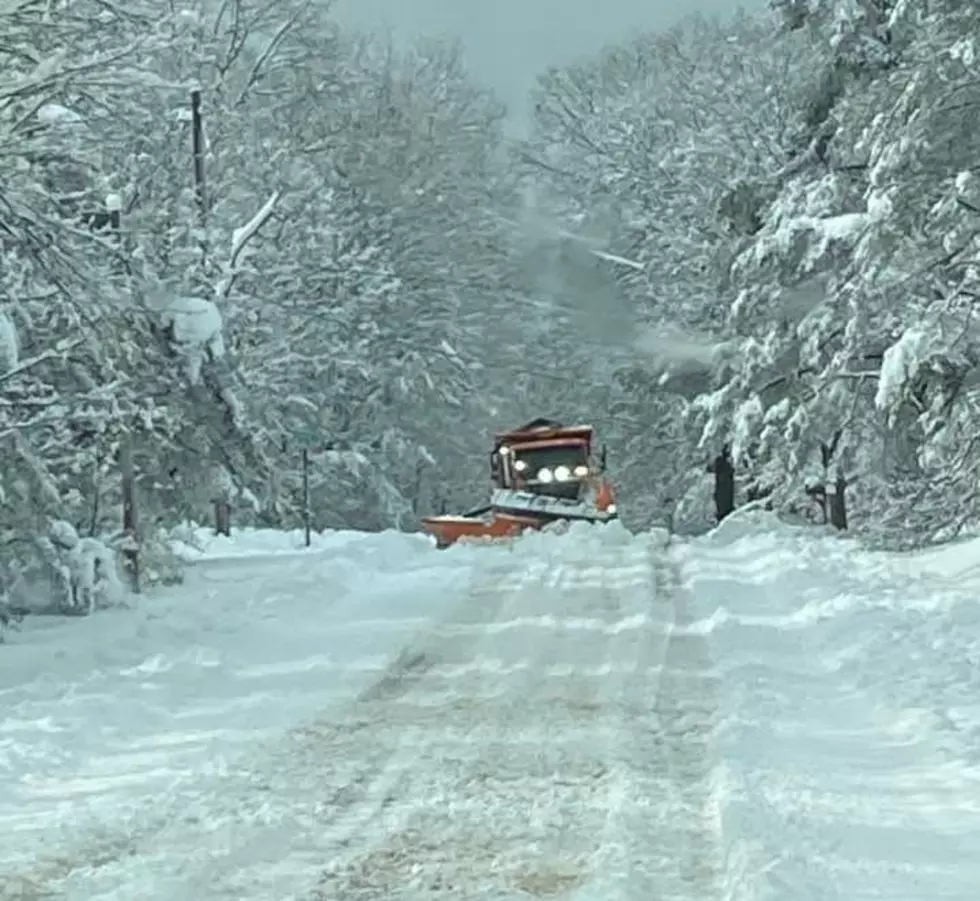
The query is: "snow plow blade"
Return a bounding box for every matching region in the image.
[421,509,543,550]
[421,500,618,550]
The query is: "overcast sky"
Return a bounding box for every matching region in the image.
[332,0,761,130]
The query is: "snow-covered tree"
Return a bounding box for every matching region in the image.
[0,0,154,608]
[518,10,824,530]
[0,0,530,618]
[695,0,980,544]
[230,30,526,528]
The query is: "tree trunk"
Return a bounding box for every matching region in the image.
[829,473,848,530]
[120,434,141,593]
[190,89,209,275]
[710,446,735,523]
[214,501,231,537]
[191,89,208,224]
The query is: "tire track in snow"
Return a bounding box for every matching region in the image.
[258,560,541,870]
[652,558,724,894]
[579,553,723,901]
[304,542,722,901]
[8,537,723,901]
[308,556,635,900]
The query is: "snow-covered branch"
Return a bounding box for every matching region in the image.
[215,191,280,300]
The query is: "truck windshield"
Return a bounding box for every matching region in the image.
[514,444,588,499]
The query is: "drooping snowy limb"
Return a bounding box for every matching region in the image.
[494,212,646,273]
[0,41,145,121]
[0,311,17,373]
[215,190,279,300]
[587,247,645,271]
[0,398,114,441]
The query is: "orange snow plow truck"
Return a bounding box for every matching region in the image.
[421,418,618,549]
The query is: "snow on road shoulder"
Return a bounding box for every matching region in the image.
[672,511,980,901]
[0,527,475,885]
[168,523,435,562]
[887,530,980,580]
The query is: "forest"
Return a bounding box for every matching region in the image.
[2,0,979,617]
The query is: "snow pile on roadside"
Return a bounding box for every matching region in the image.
[673,510,980,900]
[168,523,436,562]
[887,530,980,580]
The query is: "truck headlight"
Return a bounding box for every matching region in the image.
[537,468,553,483]
[554,465,572,481]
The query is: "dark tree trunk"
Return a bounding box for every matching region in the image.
[709,445,735,523]
[120,434,141,593]
[214,501,231,537]
[829,473,848,530]
[302,448,311,548]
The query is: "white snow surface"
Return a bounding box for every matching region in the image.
[0,309,18,373]
[37,103,84,126]
[160,296,225,385]
[2,516,980,899]
[875,324,937,417]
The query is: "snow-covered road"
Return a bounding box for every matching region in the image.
[305,533,720,901]
[3,516,980,900]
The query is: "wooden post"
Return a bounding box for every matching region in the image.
[119,432,141,593]
[410,459,425,515]
[811,431,847,529]
[191,89,208,223]
[190,88,209,273]
[302,447,311,547]
[106,195,124,280]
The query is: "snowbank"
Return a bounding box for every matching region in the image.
[675,517,980,900]
[171,524,366,561]
[428,517,639,561]
[889,530,980,580]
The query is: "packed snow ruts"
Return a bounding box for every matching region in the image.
[5,534,721,901]
[302,546,721,901]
